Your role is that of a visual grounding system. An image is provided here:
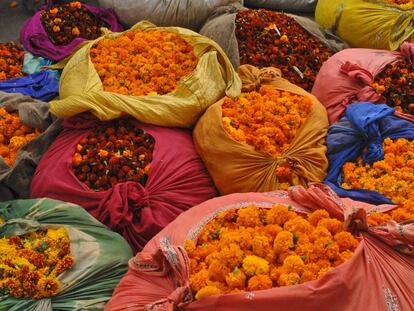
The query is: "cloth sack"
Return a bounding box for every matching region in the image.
[193,65,329,195]
[98,0,240,31]
[48,21,241,128]
[30,113,217,253]
[20,2,123,62]
[316,0,414,50]
[200,4,348,69]
[0,197,132,311]
[0,92,62,201]
[244,0,317,12]
[312,43,414,124]
[105,184,414,311]
[325,102,414,205]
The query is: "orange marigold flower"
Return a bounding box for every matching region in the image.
[242,255,270,276]
[273,231,294,254]
[317,218,344,235]
[247,274,273,291]
[195,285,222,300]
[252,235,272,258]
[282,255,305,274]
[189,268,209,292]
[334,232,359,252]
[53,25,60,32]
[266,204,297,226]
[237,205,262,227]
[307,209,330,227]
[225,267,247,290]
[278,272,300,286]
[284,217,313,235]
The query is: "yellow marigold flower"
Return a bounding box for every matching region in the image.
[0,217,4,225]
[242,255,270,276]
[252,235,271,258]
[247,274,273,291]
[317,218,343,235]
[273,231,294,254]
[195,285,222,300]
[189,268,209,292]
[334,232,359,252]
[266,204,297,226]
[278,272,300,286]
[307,209,330,227]
[225,267,246,289]
[282,255,305,274]
[237,205,262,227]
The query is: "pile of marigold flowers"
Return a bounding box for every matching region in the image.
[0,42,24,81]
[342,138,414,226]
[372,59,414,115]
[0,227,75,299]
[0,108,41,166]
[90,29,198,96]
[235,10,334,91]
[222,85,313,188]
[41,1,108,46]
[185,204,359,300]
[385,0,414,9]
[72,118,154,191]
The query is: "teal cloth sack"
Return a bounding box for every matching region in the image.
[0,198,133,311]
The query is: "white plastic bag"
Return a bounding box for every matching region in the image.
[98,0,240,31]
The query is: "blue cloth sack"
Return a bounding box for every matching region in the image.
[325,102,414,205]
[0,69,59,101]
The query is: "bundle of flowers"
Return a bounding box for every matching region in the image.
[0,42,24,81]
[235,10,334,91]
[72,117,154,191]
[372,59,414,115]
[90,29,198,96]
[185,204,359,300]
[0,107,41,167]
[222,85,313,188]
[342,138,414,226]
[385,0,414,9]
[41,1,108,46]
[0,227,74,299]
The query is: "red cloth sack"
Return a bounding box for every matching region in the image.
[106,184,414,311]
[312,42,414,124]
[30,114,217,253]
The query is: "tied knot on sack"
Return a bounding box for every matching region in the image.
[340,62,382,103]
[104,182,150,231]
[239,65,282,92]
[362,136,384,165]
[400,41,414,63]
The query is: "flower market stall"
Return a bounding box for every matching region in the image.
[0,0,413,310]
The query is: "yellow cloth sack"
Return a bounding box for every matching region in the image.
[49,21,241,127]
[315,0,414,50]
[193,65,329,195]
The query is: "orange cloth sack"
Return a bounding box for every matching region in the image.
[193,64,329,194]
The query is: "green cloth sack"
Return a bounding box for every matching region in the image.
[0,198,133,311]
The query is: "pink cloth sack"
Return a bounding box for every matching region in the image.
[312,42,414,124]
[20,2,123,61]
[106,184,414,311]
[30,113,217,253]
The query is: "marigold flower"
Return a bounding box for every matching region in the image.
[278,272,300,286]
[307,209,330,227]
[282,255,305,274]
[242,255,270,276]
[317,218,343,235]
[247,274,273,291]
[190,268,209,292]
[225,267,247,289]
[334,232,359,252]
[252,235,272,258]
[237,205,262,227]
[273,231,294,254]
[266,204,297,226]
[195,285,222,300]
[36,277,60,298]
[284,217,313,235]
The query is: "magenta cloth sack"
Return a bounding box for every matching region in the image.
[312,42,414,124]
[20,3,123,62]
[30,113,217,253]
